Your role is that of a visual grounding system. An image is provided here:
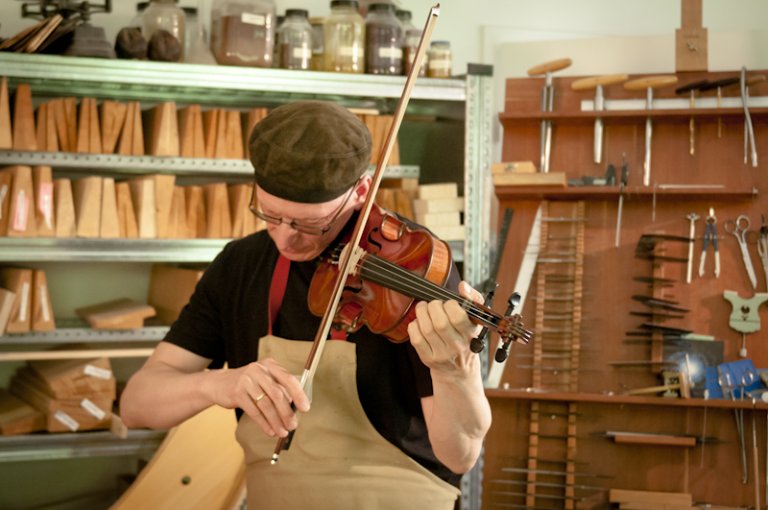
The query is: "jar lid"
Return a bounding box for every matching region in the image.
[330,0,359,9]
[431,40,450,47]
[369,3,395,13]
[395,9,411,21]
[286,8,309,18]
[182,7,197,16]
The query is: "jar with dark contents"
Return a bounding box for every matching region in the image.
[323,0,365,74]
[309,16,325,70]
[396,9,425,77]
[364,3,402,75]
[278,9,312,70]
[210,0,276,67]
[427,40,452,78]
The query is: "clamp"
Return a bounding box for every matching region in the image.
[699,208,720,278]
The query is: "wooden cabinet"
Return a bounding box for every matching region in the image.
[484,70,768,508]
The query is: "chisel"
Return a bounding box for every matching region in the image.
[674,79,709,155]
[700,76,740,138]
[571,74,628,164]
[741,70,765,168]
[527,58,572,173]
[624,75,678,186]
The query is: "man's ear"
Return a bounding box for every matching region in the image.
[353,175,373,206]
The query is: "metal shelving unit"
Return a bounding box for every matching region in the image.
[0,53,493,510]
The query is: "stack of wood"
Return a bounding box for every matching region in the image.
[609,489,695,509]
[75,298,156,330]
[8,358,115,433]
[147,264,206,325]
[412,182,465,241]
[0,165,264,240]
[0,267,55,334]
[375,178,416,220]
[0,15,77,55]
[0,77,271,160]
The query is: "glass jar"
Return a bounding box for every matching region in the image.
[396,10,425,77]
[427,40,451,78]
[184,7,217,64]
[143,0,186,56]
[277,9,312,70]
[210,0,276,67]
[309,16,325,71]
[323,0,365,74]
[131,2,150,27]
[364,3,402,75]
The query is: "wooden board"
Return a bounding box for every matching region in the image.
[203,183,232,238]
[115,181,139,239]
[28,357,115,399]
[184,185,206,238]
[100,100,128,154]
[72,176,102,238]
[145,102,179,157]
[0,267,33,334]
[75,298,156,330]
[0,388,45,436]
[129,177,156,239]
[0,76,12,149]
[152,174,176,239]
[53,178,76,237]
[178,105,205,158]
[110,405,245,510]
[0,168,13,236]
[0,288,16,335]
[6,165,37,237]
[31,269,55,332]
[12,83,37,151]
[32,166,55,236]
[100,177,119,238]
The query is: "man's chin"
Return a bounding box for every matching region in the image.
[279,248,320,262]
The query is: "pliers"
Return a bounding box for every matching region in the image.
[699,208,720,278]
[758,214,768,290]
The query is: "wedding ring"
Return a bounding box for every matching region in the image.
[255,393,266,402]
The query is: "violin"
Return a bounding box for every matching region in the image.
[308,204,533,349]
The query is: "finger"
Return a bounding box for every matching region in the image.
[241,376,276,437]
[444,299,481,339]
[408,302,434,360]
[267,362,311,413]
[459,281,484,304]
[252,364,298,436]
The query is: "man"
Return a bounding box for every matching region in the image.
[120,101,491,509]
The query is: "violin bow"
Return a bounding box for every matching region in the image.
[271,3,442,464]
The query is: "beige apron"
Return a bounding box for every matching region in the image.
[235,335,461,509]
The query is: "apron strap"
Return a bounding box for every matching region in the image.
[268,253,348,340]
[268,254,291,336]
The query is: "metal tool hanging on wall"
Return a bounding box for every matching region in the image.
[571,74,628,164]
[527,58,572,173]
[675,79,709,156]
[623,75,678,186]
[724,215,758,289]
[740,67,761,168]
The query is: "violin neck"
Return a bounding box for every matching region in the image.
[358,253,501,329]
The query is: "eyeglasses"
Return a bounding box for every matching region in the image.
[249,183,357,236]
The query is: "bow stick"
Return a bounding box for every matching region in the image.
[271,3,442,464]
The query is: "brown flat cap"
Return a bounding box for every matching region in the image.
[248,101,372,203]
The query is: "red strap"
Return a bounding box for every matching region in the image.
[268,254,291,335]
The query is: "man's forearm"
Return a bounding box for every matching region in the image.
[120,364,222,429]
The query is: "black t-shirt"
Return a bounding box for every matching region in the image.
[164,220,462,487]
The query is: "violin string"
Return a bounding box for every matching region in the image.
[356,254,504,328]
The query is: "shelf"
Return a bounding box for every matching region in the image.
[498,107,768,124]
[0,320,167,346]
[0,53,466,109]
[0,429,166,463]
[486,388,768,410]
[494,184,758,201]
[0,238,231,262]
[0,150,420,180]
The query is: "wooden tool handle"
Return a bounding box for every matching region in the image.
[747,74,767,86]
[624,75,678,91]
[527,58,572,77]
[612,432,696,447]
[571,74,629,91]
[675,79,710,94]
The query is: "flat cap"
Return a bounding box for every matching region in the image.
[248,101,372,203]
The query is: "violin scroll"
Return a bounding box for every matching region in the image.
[494,293,533,363]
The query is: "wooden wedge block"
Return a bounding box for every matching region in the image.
[0,76,12,149]
[0,388,45,436]
[117,102,144,156]
[72,176,102,238]
[167,186,187,239]
[28,357,115,399]
[417,182,458,200]
[43,102,59,151]
[0,168,12,236]
[415,211,461,227]
[148,264,205,324]
[7,165,38,237]
[242,107,268,159]
[100,177,119,239]
[203,108,220,159]
[115,181,138,239]
[0,287,16,335]
[10,374,112,432]
[76,97,102,154]
[36,103,54,151]
[53,178,76,237]
[31,269,55,332]
[129,177,156,239]
[184,185,206,238]
[100,100,128,154]
[75,298,156,330]
[412,197,464,215]
[178,105,205,158]
[393,189,414,220]
[203,183,232,238]
[0,267,33,334]
[225,110,244,159]
[12,84,37,151]
[32,166,55,237]
[228,183,252,238]
[152,174,176,239]
[50,98,70,152]
[145,102,179,157]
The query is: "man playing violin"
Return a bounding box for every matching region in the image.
[120,101,491,509]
